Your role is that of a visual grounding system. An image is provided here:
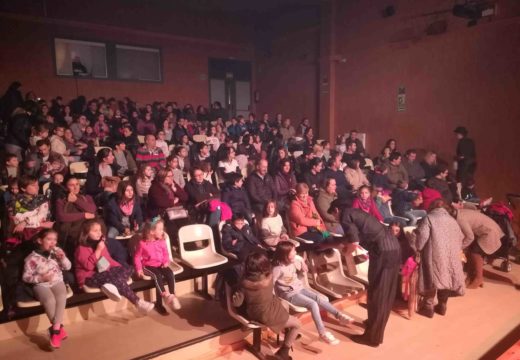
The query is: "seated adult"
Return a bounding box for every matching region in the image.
[105,180,143,239]
[221,213,263,262]
[174,145,191,175]
[273,159,297,211]
[294,147,314,181]
[420,151,437,180]
[184,166,220,223]
[402,149,425,188]
[55,176,97,255]
[148,168,188,219]
[246,159,276,214]
[346,129,365,157]
[25,139,67,184]
[288,183,331,244]
[113,139,138,177]
[426,164,456,204]
[221,173,252,224]
[341,140,364,167]
[374,188,407,227]
[373,147,391,168]
[192,142,215,169]
[121,125,140,156]
[302,158,324,198]
[368,163,391,191]
[85,148,119,196]
[217,146,239,183]
[415,199,465,318]
[322,151,352,200]
[386,152,408,190]
[135,134,166,173]
[352,185,384,222]
[344,159,370,192]
[316,178,344,235]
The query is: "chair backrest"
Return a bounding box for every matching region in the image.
[178,224,219,258]
[42,182,50,196]
[137,135,145,144]
[364,158,374,170]
[235,154,248,170]
[69,161,89,174]
[293,150,303,159]
[193,134,207,143]
[164,232,174,262]
[94,146,111,155]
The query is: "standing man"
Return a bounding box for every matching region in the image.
[454,126,476,183]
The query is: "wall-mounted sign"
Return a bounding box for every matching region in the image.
[397,86,406,112]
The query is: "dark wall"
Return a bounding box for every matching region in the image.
[333,0,520,198]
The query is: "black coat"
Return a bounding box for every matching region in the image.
[221,185,251,215]
[221,222,260,255]
[105,197,143,233]
[246,172,276,213]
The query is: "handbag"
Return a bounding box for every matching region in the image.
[166,206,189,220]
[96,256,111,272]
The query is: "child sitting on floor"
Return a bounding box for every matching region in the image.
[134,218,181,315]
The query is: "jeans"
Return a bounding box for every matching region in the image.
[403,209,427,226]
[288,288,340,335]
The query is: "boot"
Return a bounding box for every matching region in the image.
[435,292,449,316]
[275,345,292,360]
[467,253,484,289]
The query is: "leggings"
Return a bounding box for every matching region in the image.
[281,315,301,348]
[143,266,176,305]
[289,288,340,335]
[85,266,139,304]
[33,281,67,326]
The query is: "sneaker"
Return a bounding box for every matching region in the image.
[137,299,155,315]
[49,328,61,349]
[59,325,68,341]
[337,312,354,325]
[167,294,182,311]
[101,283,122,302]
[320,331,340,345]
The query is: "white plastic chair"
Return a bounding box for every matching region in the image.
[94,146,112,155]
[225,283,266,359]
[364,158,374,170]
[309,248,365,298]
[278,255,312,313]
[17,285,74,308]
[164,232,184,275]
[178,224,228,269]
[293,150,303,159]
[137,135,145,144]
[42,182,51,196]
[193,134,207,143]
[235,154,249,170]
[69,161,89,175]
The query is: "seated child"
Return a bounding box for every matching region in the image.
[134,218,181,315]
[260,200,290,250]
[74,220,154,314]
[233,252,301,360]
[272,241,352,345]
[22,229,71,349]
[221,213,263,262]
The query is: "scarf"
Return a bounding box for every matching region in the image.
[357,197,373,214]
[120,198,135,216]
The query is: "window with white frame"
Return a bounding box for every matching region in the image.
[115,44,161,82]
[54,38,108,78]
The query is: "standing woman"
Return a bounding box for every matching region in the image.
[334,202,401,347]
[415,199,465,318]
[453,207,503,289]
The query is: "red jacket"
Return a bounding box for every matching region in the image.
[75,244,121,288]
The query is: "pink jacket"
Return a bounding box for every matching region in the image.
[134,239,169,272]
[75,244,121,288]
[288,197,325,237]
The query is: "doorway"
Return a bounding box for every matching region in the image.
[208,58,252,119]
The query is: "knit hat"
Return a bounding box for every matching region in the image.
[421,188,442,211]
